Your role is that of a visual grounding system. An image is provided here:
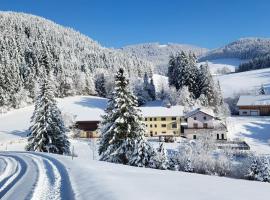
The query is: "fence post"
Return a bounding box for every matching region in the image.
[71,146,74,160]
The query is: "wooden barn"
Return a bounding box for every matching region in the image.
[75,121,101,138]
[237,95,270,116]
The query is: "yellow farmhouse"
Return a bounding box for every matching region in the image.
[140,105,184,137]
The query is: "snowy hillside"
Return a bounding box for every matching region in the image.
[217,68,270,98]
[1,96,270,199]
[198,58,248,74]
[0,96,107,145]
[0,12,152,111]
[121,42,208,74]
[200,37,270,61]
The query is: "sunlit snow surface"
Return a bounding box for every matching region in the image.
[0,96,270,200]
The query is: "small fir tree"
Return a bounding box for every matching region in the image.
[259,84,266,95]
[26,54,70,154]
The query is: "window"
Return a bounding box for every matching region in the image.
[155,132,157,135]
[161,117,166,121]
[145,118,147,121]
[193,123,198,129]
[243,111,248,115]
[194,117,197,120]
[203,116,207,120]
[161,124,166,128]
[172,123,177,129]
[162,131,166,134]
[221,134,225,140]
[154,118,157,121]
[154,124,157,128]
[146,124,148,127]
[150,124,152,128]
[193,135,197,139]
[203,123,208,128]
[217,134,220,140]
[150,118,152,121]
[150,131,153,137]
[172,117,176,120]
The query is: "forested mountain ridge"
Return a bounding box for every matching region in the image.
[121,43,208,74]
[0,12,152,111]
[200,37,270,61]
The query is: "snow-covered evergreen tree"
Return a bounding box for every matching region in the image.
[198,63,216,106]
[177,86,195,112]
[168,51,199,98]
[259,84,266,95]
[247,156,270,182]
[98,68,157,167]
[26,54,70,154]
[148,78,156,100]
[95,73,107,97]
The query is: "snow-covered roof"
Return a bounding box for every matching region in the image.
[140,102,184,117]
[58,96,108,121]
[237,95,270,106]
[185,108,215,118]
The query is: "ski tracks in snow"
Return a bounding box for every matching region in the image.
[0,152,75,200]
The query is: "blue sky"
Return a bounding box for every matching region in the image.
[1,0,270,49]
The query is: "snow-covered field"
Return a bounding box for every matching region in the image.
[217,68,270,98]
[227,116,270,154]
[1,96,270,199]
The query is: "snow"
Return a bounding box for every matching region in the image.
[58,96,108,121]
[185,107,215,118]
[237,95,270,106]
[140,104,184,117]
[217,68,270,98]
[1,95,270,199]
[198,58,248,74]
[152,74,168,92]
[227,116,270,154]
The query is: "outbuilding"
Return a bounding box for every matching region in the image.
[237,95,270,116]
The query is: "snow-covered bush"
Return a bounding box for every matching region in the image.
[151,143,168,170]
[246,155,270,182]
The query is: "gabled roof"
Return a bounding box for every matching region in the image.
[237,95,270,106]
[185,108,215,118]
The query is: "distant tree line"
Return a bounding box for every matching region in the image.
[237,54,270,72]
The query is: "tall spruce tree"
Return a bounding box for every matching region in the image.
[98,68,156,167]
[198,63,216,106]
[168,51,199,97]
[26,53,70,154]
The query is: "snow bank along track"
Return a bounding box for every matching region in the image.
[0,152,75,200]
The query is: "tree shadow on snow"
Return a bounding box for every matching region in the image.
[74,96,108,109]
[0,130,29,138]
[241,121,270,145]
